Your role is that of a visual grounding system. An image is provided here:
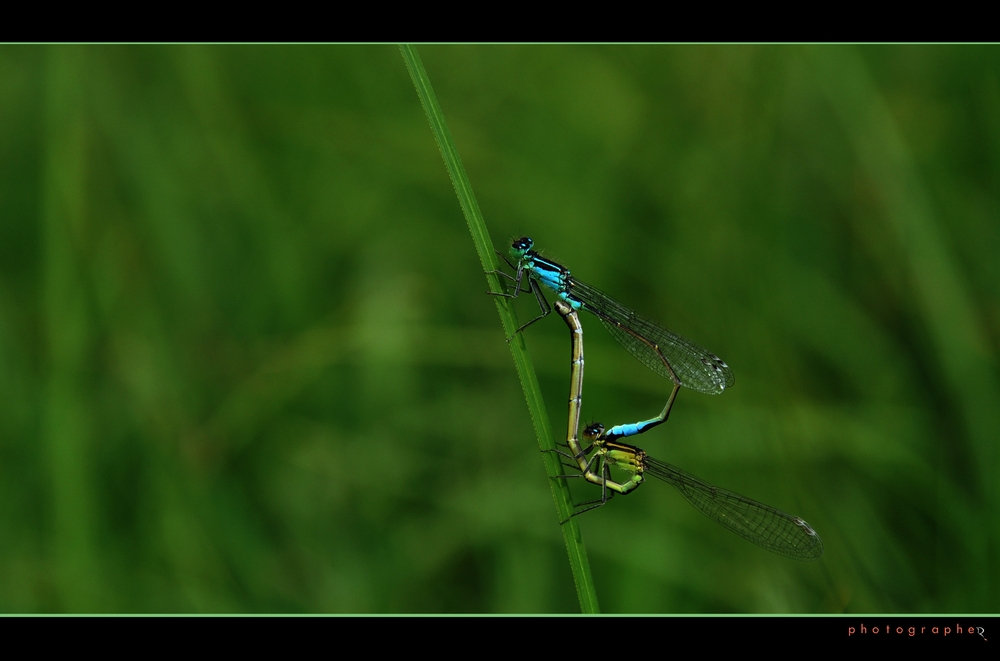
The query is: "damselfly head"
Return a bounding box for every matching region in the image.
[510,237,534,257]
[583,422,605,440]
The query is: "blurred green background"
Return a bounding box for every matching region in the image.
[0,44,997,613]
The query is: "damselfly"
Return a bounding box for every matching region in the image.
[491,237,733,440]
[550,299,823,561]
[577,424,823,560]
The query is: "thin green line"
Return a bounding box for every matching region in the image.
[398,44,599,614]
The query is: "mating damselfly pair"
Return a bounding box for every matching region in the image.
[490,236,823,561]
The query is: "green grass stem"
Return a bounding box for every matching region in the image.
[399,44,600,614]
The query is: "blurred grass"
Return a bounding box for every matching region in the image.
[0,44,997,613]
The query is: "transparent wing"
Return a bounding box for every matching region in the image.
[569,278,734,394]
[644,457,823,560]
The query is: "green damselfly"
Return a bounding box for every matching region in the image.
[491,237,732,441]
[551,300,823,561]
[576,424,823,561]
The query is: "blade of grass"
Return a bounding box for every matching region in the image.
[42,45,102,611]
[399,44,599,614]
